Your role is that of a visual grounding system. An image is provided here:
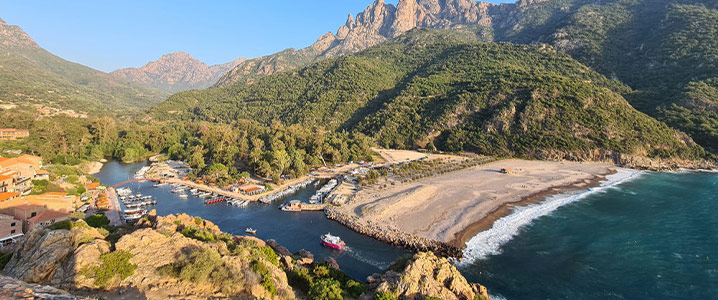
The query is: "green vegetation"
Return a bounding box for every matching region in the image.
[374,292,398,300]
[287,262,367,299]
[85,213,110,228]
[84,250,137,288]
[154,29,704,160]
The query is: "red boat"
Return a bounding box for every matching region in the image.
[321,233,346,250]
[204,197,226,205]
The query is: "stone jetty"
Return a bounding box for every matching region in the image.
[324,207,463,258]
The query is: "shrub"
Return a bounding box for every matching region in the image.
[373,292,397,300]
[178,249,222,283]
[88,250,137,288]
[343,280,367,298]
[48,220,72,230]
[309,278,343,300]
[288,267,314,293]
[85,213,109,228]
[250,246,279,266]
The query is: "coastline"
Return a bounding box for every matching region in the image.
[449,168,617,248]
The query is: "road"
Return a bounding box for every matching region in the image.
[105,187,123,226]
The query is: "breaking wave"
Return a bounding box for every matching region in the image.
[459,168,643,265]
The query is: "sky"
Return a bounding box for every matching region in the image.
[0,0,514,72]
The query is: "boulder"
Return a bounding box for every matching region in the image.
[362,252,491,300]
[3,229,73,283]
[267,239,292,257]
[294,249,314,266]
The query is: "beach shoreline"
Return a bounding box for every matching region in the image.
[335,159,617,255]
[449,168,616,248]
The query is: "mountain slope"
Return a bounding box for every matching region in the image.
[214,0,502,86]
[111,52,245,93]
[0,18,168,114]
[153,29,704,160]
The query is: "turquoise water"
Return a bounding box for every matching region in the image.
[96,161,718,298]
[460,172,718,299]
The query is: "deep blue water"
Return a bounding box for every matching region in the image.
[94,161,408,280]
[460,171,718,300]
[97,161,718,299]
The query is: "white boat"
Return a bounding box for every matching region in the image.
[179,194,188,199]
[134,166,151,179]
[198,192,212,198]
[245,228,257,234]
[116,187,132,196]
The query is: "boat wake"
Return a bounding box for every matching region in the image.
[344,247,391,270]
[459,169,642,265]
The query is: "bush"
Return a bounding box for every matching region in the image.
[373,292,397,300]
[85,213,109,228]
[250,246,279,266]
[88,250,137,287]
[309,278,343,300]
[179,249,222,283]
[48,220,72,230]
[288,267,314,293]
[344,280,367,298]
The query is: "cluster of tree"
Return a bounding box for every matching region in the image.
[0,108,375,182]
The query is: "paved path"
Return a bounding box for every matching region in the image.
[105,187,122,226]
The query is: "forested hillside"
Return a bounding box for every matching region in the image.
[153,29,704,160]
[0,18,168,114]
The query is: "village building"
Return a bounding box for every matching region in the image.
[0,204,69,233]
[0,213,22,247]
[0,192,78,213]
[0,129,29,140]
[236,184,266,195]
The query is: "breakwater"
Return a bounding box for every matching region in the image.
[324,207,463,258]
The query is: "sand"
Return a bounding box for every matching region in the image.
[336,159,615,247]
[79,161,104,175]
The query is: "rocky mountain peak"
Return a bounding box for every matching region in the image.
[111,52,245,93]
[0,17,40,50]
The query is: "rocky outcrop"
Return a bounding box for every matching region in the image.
[112,52,245,93]
[0,275,90,300]
[215,0,528,87]
[364,252,490,300]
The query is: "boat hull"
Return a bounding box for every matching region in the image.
[321,240,345,250]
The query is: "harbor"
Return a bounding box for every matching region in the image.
[93,160,409,280]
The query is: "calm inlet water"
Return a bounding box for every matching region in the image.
[94,161,409,280]
[460,171,718,300]
[96,161,718,299]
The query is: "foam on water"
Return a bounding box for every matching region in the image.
[459,168,643,264]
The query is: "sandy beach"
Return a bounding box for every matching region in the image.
[336,159,615,248]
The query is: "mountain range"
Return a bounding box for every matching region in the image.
[209,0,718,154]
[111,52,245,93]
[0,17,169,114]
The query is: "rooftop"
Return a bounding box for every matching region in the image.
[27,209,70,224]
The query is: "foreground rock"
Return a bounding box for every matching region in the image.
[0,275,90,300]
[364,252,490,300]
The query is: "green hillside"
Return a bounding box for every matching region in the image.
[0,18,168,114]
[495,0,718,152]
[153,29,704,160]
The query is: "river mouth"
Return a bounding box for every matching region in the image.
[94,160,409,280]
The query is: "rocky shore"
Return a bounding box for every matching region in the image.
[325,207,463,258]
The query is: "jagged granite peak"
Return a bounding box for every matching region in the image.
[216,0,511,86]
[112,51,245,93]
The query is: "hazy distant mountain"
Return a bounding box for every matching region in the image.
[0,17,168,114]
[112,52,245,93]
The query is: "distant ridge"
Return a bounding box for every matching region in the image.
[112,52,245,93]
[0,17,168,114]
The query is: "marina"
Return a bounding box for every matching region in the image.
[94,160,409,280]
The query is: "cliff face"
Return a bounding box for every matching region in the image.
[364,252,491,300]
[0,275,90,300]
[215,0,508,86]
[112,52,245,93]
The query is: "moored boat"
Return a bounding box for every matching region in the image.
[245,228,257,234]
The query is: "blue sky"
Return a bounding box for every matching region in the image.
[0,0,513,72]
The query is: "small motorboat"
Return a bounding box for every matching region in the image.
[245,228,257,235]
[321,233,346,250]
[179,194,188,199]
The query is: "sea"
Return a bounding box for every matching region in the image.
[95,161,718,299]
